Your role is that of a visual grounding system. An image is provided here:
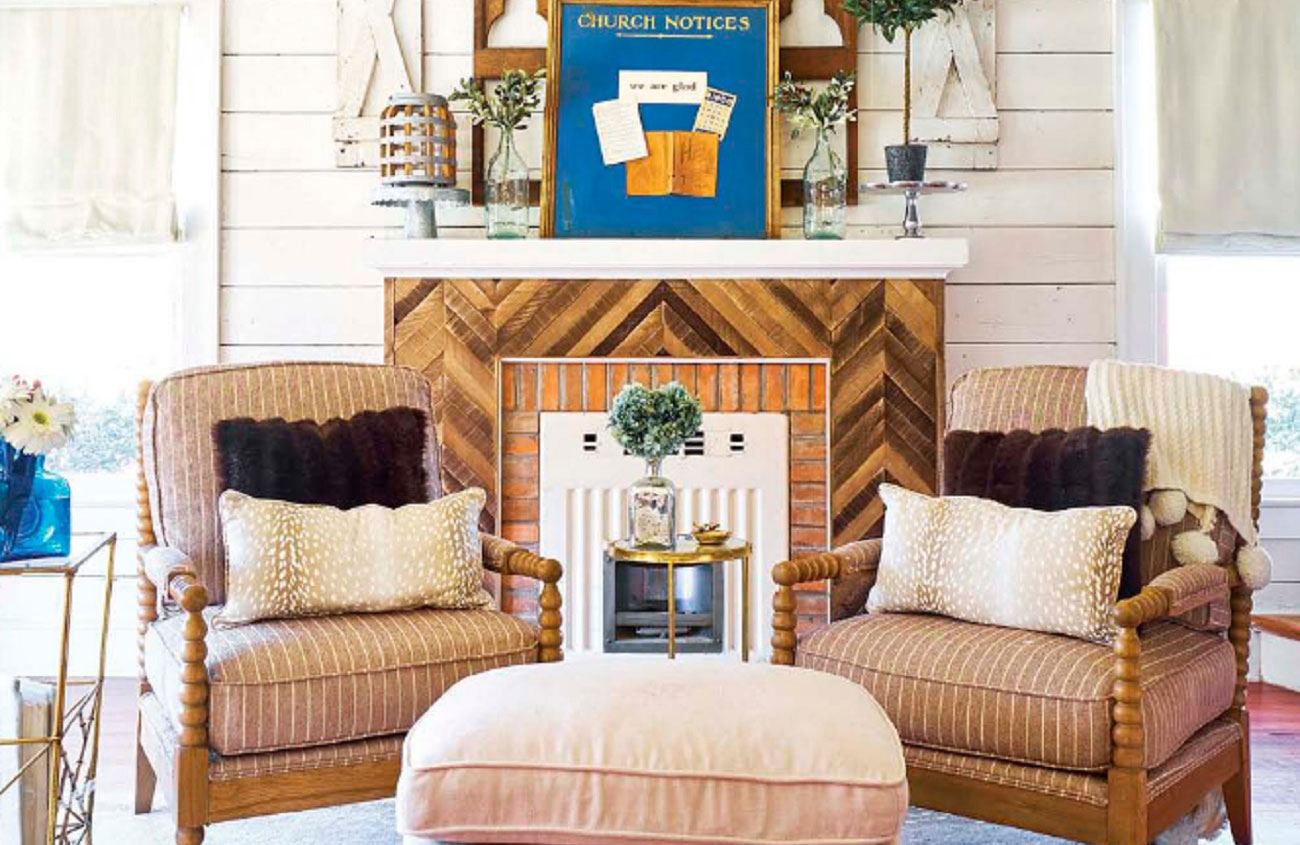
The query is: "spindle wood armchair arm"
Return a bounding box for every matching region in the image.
[481,534,564,662]
[771,539,883,666]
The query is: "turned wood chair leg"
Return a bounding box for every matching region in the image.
[1223,729,1253,845]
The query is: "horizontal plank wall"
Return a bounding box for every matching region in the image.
[218,0,1117,378]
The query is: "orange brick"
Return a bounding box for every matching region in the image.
[696,364,719,411]
[541,364,561,410]
[502,521,538,543]
[562,363,583,410]
[503,433,538,455]
[630,363,651,388]
[609,362,629,394]
[653,363,673,387]
[518,363,539,411]
[791,412,825,436]
[791,482,826,503]
[791,461,826,483]
[673,363,698,396]
[585,363,608,410]
[788,364,811,411]
[718,363,740,411]
[791,526,828,549]
[501,497,538,522]
[503,411,538,434]
[740,364,761,411]
[791,503,826,527]
[791,437,825,461]
[501,363,519,411]
[811,364,828,412]
[762,364,785,411]
[505,595,538,618]
[797,592,828,616]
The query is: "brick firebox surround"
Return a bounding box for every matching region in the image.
[386,276,946,636]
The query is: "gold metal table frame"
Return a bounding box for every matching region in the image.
[607,536,753,660]
[0,532,117,845]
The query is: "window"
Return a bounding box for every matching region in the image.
[1163,257,1300,483]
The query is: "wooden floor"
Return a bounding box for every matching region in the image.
[94,679,1300,841]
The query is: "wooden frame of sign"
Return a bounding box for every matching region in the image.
[469,0,857,211]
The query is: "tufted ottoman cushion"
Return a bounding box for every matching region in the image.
[396,657,908,844]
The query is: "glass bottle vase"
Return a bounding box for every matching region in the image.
[485,127,530,239]
[802,127,847,240]
[0,442,71,561]
[627,458,676,550]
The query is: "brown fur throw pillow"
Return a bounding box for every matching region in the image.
[943,426,1150,599]
[214,407,430,510]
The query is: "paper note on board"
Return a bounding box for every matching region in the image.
[618,70,708,104]
[692,87,737,139]
[592,99,650,165]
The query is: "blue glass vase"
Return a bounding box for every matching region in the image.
[0,442,71,561]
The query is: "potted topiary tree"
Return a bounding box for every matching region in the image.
[843,0,962,182]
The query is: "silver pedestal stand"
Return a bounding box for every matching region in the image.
[372,185,470,238]
[862,180,967,239]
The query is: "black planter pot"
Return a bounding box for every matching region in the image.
[884,144,928,182]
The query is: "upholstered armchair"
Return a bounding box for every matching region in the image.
[772,365,1266,845]
[132,363,563,845]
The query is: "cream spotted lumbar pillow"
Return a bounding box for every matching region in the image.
[868,484,1135,644]
[216,487,492,627]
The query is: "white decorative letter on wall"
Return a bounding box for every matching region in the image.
[912,0,998,169]
[334,0,423,167]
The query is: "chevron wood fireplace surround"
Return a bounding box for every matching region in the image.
[374,239,968,627]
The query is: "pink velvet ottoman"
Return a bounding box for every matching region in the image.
[396,658,908,844]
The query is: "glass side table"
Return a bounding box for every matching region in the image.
[607,536,753,661]
[0,532,117,845]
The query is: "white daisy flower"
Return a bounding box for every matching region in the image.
[0,376,31,426]
[3,389,75,455]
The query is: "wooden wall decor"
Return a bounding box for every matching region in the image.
[911,0,998,169]
[777,0,859,206]
[334,0,424,167]
[385,278,943,547]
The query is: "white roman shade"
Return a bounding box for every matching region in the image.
[0,5,182,248]
[1155,0,1300,251]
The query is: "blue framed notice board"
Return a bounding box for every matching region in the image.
[541,0,777,238]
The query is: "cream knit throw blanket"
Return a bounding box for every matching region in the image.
[1085,360,1256,545]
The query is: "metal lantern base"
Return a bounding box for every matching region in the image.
[372,185,470,239]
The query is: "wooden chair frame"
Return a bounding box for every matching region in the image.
[772,386,1267,845]
[130,381,564,845]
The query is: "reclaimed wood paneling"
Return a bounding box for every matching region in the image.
[388,278,943,544]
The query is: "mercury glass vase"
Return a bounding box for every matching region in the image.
[485,127,530,239]
[802,127,847,240]
[627,458,676,550]
[0,442,71,561]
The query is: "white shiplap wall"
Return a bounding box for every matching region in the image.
[218,0,1117,381]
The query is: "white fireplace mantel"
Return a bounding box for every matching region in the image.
[365,237,968,280]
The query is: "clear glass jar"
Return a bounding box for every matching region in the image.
[802,126,847,240]
[627,458,676,549]
[486,127,530,239]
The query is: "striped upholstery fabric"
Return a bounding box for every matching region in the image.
[948,366,1088,433]
[140,363,441,604]
[1150,564,1229,617]
[144,607,537,756]
[797,613,1236,772]
[904,718,1242,808]
[827,539,883,621]
[905,745,1107,807]
[140,691,403,782]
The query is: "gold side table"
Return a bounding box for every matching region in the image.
[608,536,752,661]
[0,532,117,845]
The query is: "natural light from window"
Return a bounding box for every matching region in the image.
[1165,256,1300,480]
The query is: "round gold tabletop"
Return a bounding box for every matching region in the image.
[607,535,751,564]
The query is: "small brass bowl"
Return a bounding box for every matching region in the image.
[692,525,731,545]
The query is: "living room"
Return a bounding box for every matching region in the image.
[1,0,1297,843]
